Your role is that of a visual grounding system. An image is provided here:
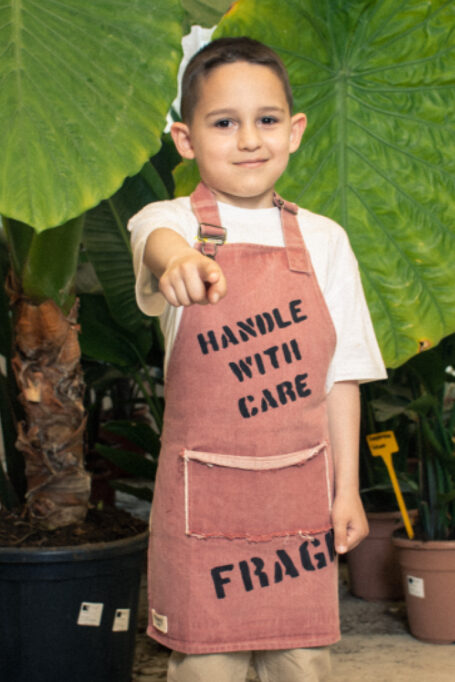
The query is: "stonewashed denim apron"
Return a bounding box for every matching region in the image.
[147,182,339,654]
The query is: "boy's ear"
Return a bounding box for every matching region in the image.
[289,113,307,154]
[170,122,195,160]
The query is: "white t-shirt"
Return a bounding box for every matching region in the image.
[128,197,387,391]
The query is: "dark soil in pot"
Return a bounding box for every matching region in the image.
[0,505,147,548]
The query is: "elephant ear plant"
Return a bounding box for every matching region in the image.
[0,0,183,530]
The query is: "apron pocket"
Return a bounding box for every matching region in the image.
[181,443,332,541]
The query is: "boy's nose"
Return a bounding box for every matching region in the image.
[237,123,261,150]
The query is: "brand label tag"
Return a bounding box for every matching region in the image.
[152,608,168,633]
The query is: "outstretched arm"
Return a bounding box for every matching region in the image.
[327,380,368,554]
[143,228,227,307]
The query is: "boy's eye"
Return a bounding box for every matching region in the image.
[214,119,233,128]
[260,116,278,125]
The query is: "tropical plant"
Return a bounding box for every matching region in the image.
[371,335,455,540]
[175,0,455,369]
[0,0,183,529]
[358,378,418,514]
[79,168,171,504]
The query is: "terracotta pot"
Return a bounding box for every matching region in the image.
[347,511,416,600]
[392,536,455,644]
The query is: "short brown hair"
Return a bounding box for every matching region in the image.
[180,36,294,123]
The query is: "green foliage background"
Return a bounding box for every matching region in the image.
[1,0,454,371]
[176,0,455,368]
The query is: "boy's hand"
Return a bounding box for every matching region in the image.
[331,491,369,555]
[143,228,227,308]
[159,249,227,307]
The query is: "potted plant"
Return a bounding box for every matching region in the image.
[0,191,153,682]
[0,3,183,681]
[389,335,455,643]
[346,376,419,600]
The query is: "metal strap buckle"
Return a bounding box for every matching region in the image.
[197,222,227,259]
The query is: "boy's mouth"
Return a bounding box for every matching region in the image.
[234,159,268,168]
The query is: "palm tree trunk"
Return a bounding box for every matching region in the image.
[10,290,90,529]
[4,215,90,530]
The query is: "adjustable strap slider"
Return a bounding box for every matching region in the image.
[197,222,227,259]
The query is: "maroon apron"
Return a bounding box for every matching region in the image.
[147,183,339,654]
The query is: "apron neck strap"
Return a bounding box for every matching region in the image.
[273,193,311,274]
[190,182,227,259]
[190,182,311,273]
[191,182,223,226]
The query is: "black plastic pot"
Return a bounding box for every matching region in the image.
[0,530,148,682]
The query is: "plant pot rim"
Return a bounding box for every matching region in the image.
[0,529,148,564]
[392,535,455,551]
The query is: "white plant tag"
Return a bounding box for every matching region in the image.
[112,608,131,632]
[407,575,425,598]
[152,608,168,634]
[77,602,104,626]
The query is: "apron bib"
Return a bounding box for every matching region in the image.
[147,183,339,654]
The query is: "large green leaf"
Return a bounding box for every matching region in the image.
[177,0,454,368]
[0,0,183,231]
[83,136,184,335]
[83,199,142,333]
[83,153,179,333]
[83,176,155,334]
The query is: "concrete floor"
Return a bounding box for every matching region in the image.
[330,574,455,682]
[132,564,455,681]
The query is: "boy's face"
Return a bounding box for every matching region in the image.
[171,62,306,209]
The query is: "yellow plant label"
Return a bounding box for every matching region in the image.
[366,430,399,457]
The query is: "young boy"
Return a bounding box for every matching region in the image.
[129,37,386,682]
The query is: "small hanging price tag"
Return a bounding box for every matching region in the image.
[366,430,399,457]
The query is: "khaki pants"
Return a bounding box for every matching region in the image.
[168,647,331,681]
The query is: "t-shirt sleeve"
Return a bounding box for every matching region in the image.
[127,199,197,316]
[323,227,387,390]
